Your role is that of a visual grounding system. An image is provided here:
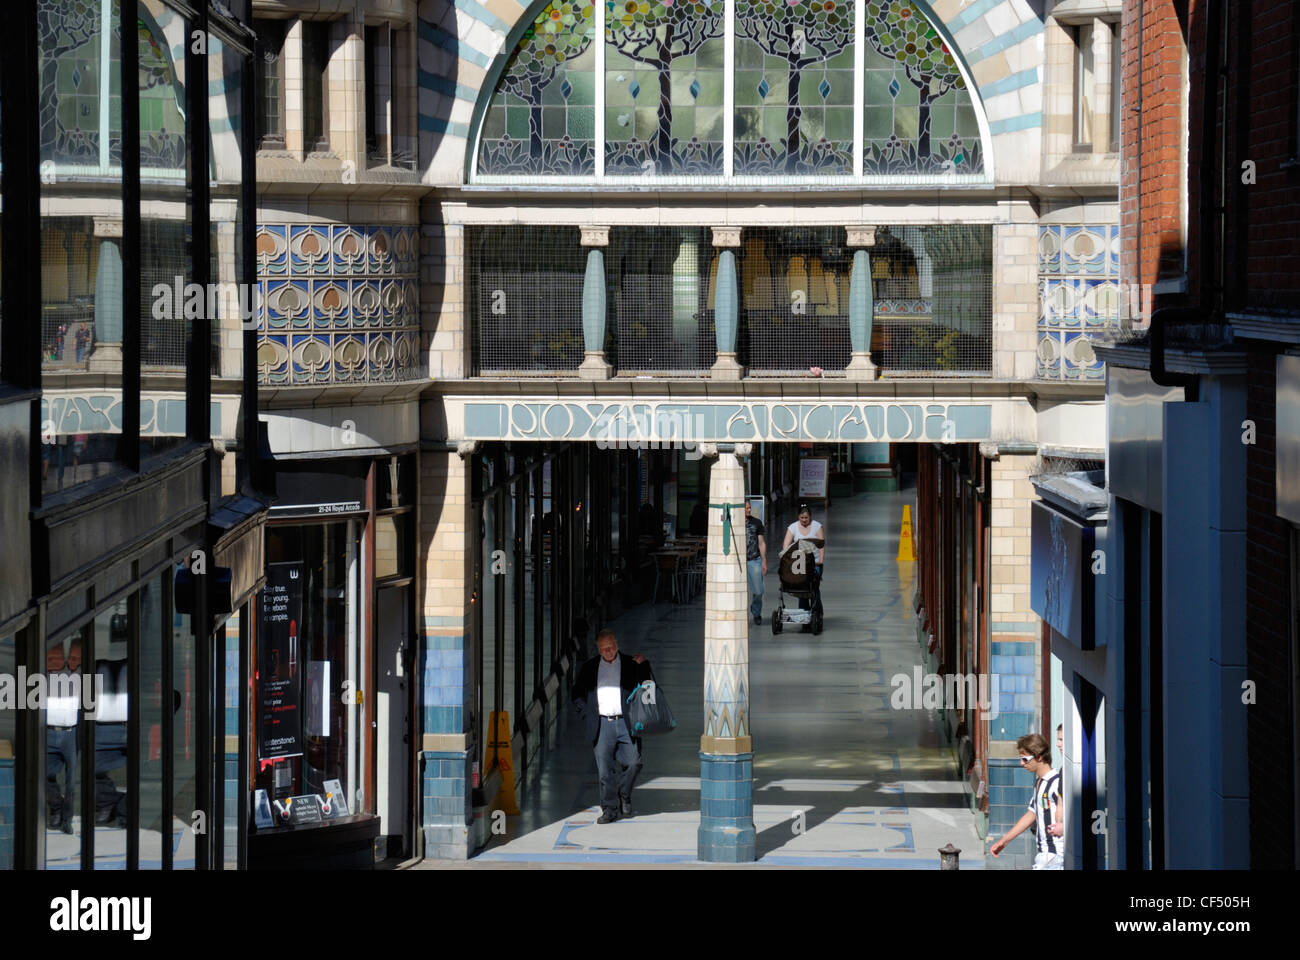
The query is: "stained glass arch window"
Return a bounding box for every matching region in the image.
[473,0,988,179]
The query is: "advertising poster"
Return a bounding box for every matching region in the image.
[798,457,829,500]
[258,561,304,760]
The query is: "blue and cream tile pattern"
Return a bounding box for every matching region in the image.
[1037,225,1121,380]
[447,485,987,868]
[256,224,422,385]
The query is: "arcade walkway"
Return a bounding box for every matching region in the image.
[458,485,984,868]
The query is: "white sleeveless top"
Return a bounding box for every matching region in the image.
[787,519,824,563]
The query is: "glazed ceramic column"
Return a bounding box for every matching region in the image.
[710,227,743,380]
[845,226,878,381]
[698,442,755,862]
[87,218,123,372]
[578,225,613,379]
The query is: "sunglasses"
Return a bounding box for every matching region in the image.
[1018,755,1035,764]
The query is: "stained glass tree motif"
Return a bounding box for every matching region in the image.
[38,0,187,172]
[605,0,725,174]
[733,0,854,174]
[862,0,981,173]
[38,0,115,166]
[137,7,187,170]
[479,0,597,175]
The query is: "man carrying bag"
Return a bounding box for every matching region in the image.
[572,629,653,822]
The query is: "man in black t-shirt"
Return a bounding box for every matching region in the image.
[744,501,768,624]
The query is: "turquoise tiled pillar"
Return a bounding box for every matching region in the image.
[578,225,613,379]
[698,445,755,861]
[87,236,123,372]
[846,227,878,380]
[418,449,474,859]
[710,228,743,380]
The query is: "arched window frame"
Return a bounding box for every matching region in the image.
[467,0,995,186]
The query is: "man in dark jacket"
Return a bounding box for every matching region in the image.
[571,628,652,823]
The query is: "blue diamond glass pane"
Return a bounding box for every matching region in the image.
[690,78,701,100]
[629,81,641,99]
[757,77,770,99]
[560,79,572,100]
[818,79,831,100]
[889,78,900,97]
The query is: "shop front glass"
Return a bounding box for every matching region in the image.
[258,522,368,828]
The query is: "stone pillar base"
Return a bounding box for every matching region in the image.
[711,351,743,381]
[578,351,613,380]
[845,351,878,381]
[421,748,472,859]
[698,751,755,862]
[86,342,122,372]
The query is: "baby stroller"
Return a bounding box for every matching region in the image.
[771,539,823,635]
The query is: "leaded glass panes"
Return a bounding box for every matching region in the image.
[862,0,982,173]
[733,0,853,174]
[474,0,986,177]
[478,0,597,175]
[605,0,725,174]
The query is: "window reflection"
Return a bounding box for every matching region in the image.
[93,599,130,868]
[44,632,83,868]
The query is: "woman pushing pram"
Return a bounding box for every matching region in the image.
[771,504,827,635]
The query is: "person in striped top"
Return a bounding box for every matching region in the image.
[989,733,1064,869]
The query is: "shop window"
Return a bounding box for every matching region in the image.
[0,633,14,869]
[43,628,85,868]
[38,0,127,493]
[257,523,369,826]
[171,569,196,869]
[92,598,131,869]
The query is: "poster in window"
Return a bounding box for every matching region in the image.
[798,458,829,500]
[258,561,304,760]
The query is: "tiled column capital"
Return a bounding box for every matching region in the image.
[711,226,742,248]
[846,226,877,247]
[580,225,610,247]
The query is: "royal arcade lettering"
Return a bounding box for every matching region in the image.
[463,401,994,444]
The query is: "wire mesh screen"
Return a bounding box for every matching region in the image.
[608,227,715,375]
[141,218,191,367]
[741,227,851,373]
[875,224,991,375]
[470,226,586,375]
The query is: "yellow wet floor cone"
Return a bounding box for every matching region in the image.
[486,711,521,815]
[897,504,917,562]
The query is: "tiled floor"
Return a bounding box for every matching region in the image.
[459,484,985,868]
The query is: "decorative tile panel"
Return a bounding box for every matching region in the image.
[256,224,423,384]
[1037,224,1119,381]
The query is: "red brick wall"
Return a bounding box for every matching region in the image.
[1120,0,1193,306]
[1244,349,1296,869]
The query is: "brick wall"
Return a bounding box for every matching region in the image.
[1244,348,1296,868]
[1119,0,1191,299]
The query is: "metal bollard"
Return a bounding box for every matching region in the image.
[938,843,961,870]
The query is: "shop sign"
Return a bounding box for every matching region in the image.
[257,562,304,760]
[798,457,829,499]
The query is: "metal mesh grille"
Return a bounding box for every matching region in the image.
[470,225,586,375]
[608,226,715,374]
[741,227,850,373]
[876,224,991,375]
[141,217,191,367]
